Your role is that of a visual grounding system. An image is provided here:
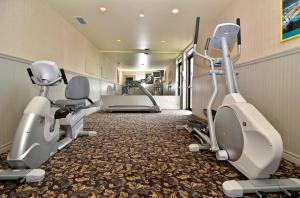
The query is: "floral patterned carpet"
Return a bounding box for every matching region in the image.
[0,110,299,197]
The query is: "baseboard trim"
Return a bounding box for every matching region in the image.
[86,107,101,115]
[161,106,180,110]
[283,150,300,166]
[0,142,11,154]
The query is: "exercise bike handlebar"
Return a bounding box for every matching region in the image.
[60,69,68,84]
[27,68,68,86]
[30,76,63,86]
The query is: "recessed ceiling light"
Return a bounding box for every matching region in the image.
[139,13,145,18]
[161,40,166,43]
[99,7,107,13]
[171,8,180,15]
[117,39,121,42]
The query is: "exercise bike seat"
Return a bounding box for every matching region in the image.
[54,75,92,108]
[55,75,96,139]
[55,99,86,107]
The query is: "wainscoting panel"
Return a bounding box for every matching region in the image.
[193,49,300,165]
[0,54,120,153]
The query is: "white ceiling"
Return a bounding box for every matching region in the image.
[47,0,233,69]
[102,52,179,70]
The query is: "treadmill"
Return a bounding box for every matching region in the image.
[105,81,161,113]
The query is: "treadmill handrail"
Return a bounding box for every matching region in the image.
[131,81,159,107]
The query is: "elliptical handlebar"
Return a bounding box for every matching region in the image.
[192,17,213,63]
[232,18,242,62]
[205,38,211,50]
[194,17,200,45]
[236,18,241,45]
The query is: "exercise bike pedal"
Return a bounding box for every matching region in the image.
[88,131,97,136]
[78,131,97,137]
[256,191,268,198]
[284,190,300,198]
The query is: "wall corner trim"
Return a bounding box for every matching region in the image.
[283,150,300,166]
[237,46,300,68]
[0,142,11,154]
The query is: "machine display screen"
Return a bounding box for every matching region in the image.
[153,71,161,78]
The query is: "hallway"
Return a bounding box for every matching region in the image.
[0,110,299,197]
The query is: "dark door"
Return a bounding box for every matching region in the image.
[177,61,182,96]
[186,53,193,110]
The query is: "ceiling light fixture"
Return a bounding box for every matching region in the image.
[139,13,145,18]
[117,39,121,42]
[161,40,166,43]
[171,8,180,15]
[99,7,107,13]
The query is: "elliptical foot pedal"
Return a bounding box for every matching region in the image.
[0,169,45,183]
[79,131,97,137]
[176,125,187,130]
[188,144,210,152]
[216,150,229,161]
[223,178,300,197]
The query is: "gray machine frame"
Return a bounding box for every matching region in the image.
[106,81,161,113]
[0,61,97,183]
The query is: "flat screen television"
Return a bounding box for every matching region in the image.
[153,71,161,78]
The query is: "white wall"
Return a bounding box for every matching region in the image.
[165,59,177,96]
[99,53,119,83]
[194,0,300,77]
[0,0,122,153]
[0,0,99,76]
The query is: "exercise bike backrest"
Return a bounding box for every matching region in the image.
[27,61,68,87]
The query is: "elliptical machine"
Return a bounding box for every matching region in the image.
[0,61,97,183]
[182,17,300,197]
